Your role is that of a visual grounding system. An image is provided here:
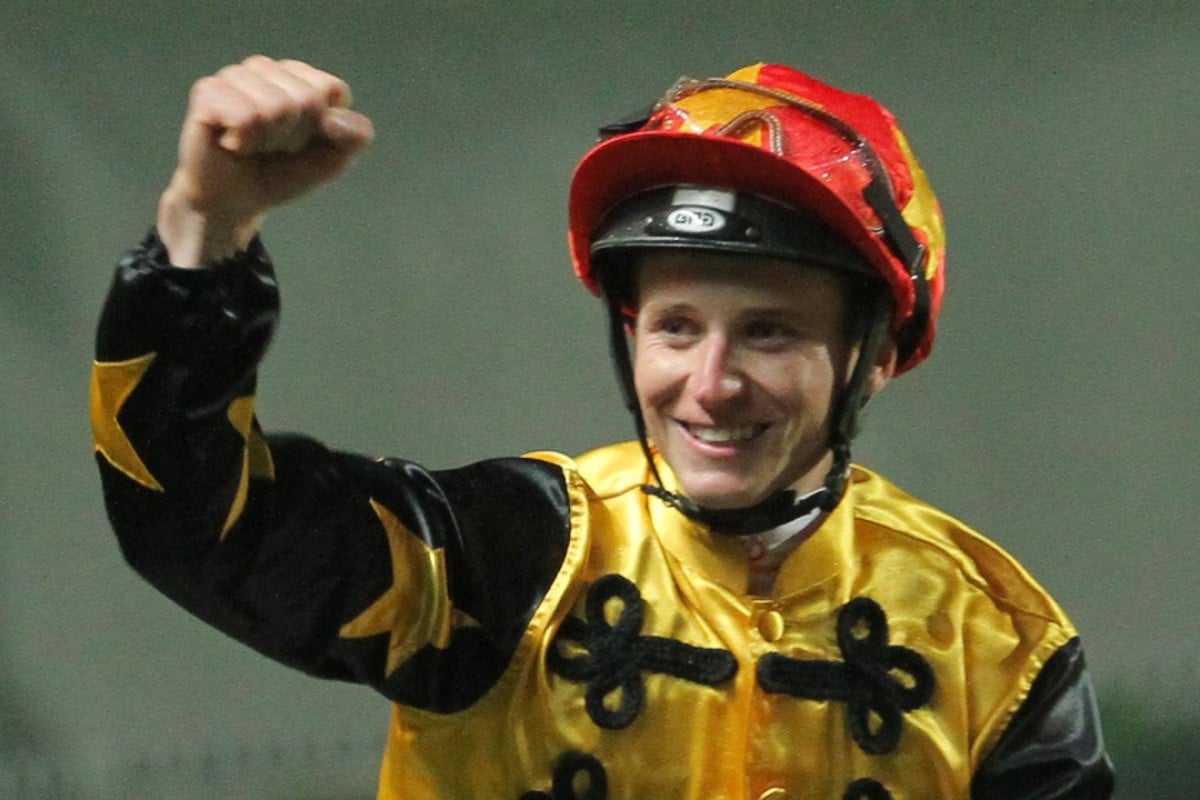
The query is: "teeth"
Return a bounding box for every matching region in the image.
[688,424,760,443]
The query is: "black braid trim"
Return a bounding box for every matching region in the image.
[844,777,893,799]
[757,597,935,755]
[547,574,737,729]
[519,751,609,800]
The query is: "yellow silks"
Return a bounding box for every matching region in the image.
[371,442,1074,799]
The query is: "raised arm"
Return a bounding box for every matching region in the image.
[91,58,575,707]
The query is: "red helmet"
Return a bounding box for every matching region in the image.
[568,63,946,374]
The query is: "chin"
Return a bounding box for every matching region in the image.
[678,464,822,511]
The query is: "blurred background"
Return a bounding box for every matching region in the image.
[2,1,1196,797]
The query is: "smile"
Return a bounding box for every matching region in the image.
[682,422,768,444]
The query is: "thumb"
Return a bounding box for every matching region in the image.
[320,107,375,153]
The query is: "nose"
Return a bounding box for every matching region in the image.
[690,335,746,406]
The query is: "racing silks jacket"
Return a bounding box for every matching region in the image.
[91,233,1114,799]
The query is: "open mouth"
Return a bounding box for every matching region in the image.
[681,422,768,444]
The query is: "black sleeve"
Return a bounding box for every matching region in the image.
[91,232,572,710]
[971,637,1115,799]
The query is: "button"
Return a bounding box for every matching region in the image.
[757,610,786,642]
[759,788,792,800]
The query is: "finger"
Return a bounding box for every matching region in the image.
[231,57,357,154]
[238,57,337,153]
[277,58,353,108]
[211,60,313,154]
[185,74,263,154]
[254,58,369,153]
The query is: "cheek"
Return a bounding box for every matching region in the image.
[633,366,670,417]
[753,359,838,418]
[632,344,680,408]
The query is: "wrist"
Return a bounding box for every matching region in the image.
[156,176,263,268]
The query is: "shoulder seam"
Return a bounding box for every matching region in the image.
[852,503,1071,627]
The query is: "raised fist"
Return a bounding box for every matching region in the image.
[158,55,374,267]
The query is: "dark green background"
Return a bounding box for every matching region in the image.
[2,2,1196,797]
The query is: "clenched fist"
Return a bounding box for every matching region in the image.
[158,56,375,267]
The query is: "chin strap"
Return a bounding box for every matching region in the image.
[605,284,888,538]
[641,482,832,536]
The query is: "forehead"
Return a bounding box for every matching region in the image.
[632,249,849,313]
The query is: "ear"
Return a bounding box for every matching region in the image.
[864,336,898,400]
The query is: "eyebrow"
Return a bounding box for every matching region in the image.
[638,301,693,316]
[638,301,816,326]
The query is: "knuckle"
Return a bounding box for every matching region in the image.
[280,59,349,103]
[259,87,296,118]
[296,89,326,114]
[189,75,219,99]
[215,61,246,79]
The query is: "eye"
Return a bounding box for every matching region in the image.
[744,318,799,345]
[661,317,695,336]
[643,313,700,345]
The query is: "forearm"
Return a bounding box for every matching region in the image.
[91,233,367,675]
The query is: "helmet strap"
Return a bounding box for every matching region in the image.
[603,289,668,490]
[821,296,891,508]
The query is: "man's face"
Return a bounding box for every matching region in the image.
[633,250,874,510]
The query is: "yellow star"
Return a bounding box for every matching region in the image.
[89,353,163,492]
[340,499,478,678]
[220,395,277,539]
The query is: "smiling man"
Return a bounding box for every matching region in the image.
[92,58,1113,798]
[633,251,873,512]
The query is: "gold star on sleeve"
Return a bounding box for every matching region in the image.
[220,395,276,540]
[89,353,163,491]
[339,499,470,678]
